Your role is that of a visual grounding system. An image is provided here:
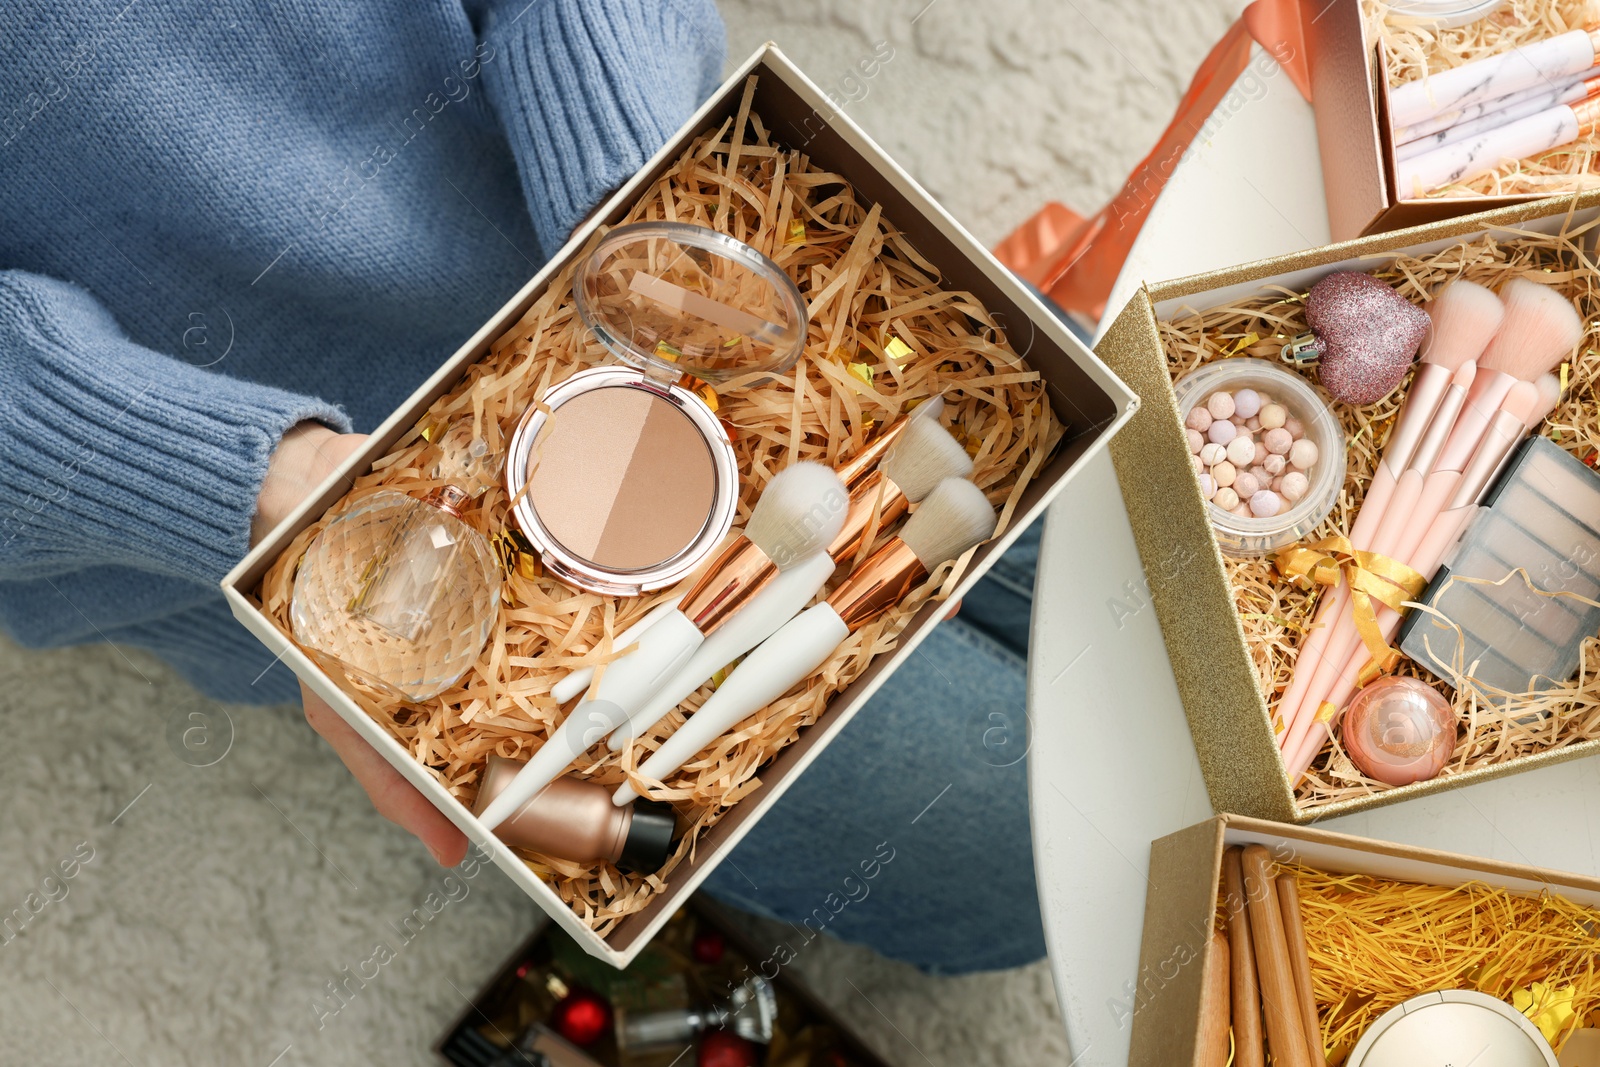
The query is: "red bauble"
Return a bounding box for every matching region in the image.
[691,929,726,965]
[551,988,612,1046]
[698,1031,758,1067]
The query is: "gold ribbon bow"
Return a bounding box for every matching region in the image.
[1275,535,1427,682]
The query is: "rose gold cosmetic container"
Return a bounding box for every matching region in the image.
[504,223,808,596]
[472,755,676,872]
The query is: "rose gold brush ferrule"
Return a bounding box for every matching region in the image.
[677,535,779,635]
[824,539,927,631]
[1383,363,1452,475]
[834,416,913,489]
[1448,409,1529,510]
[826,469,911,562]
[1573,90,1600,132]
[421,484,469,519]
[1409,378,1470,475]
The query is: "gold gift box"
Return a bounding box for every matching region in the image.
[1128,812,1600,1067]
[1096,191,1600,823]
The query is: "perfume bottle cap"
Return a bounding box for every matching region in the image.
[420,484,470,519]
[618,798,676,874]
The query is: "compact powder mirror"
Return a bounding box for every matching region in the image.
[506,223,808,596]
[1347,990,1558,1067]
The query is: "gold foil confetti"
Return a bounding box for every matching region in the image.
[884,336,914,362]
[786,219,806,245]
[847,362,873,385]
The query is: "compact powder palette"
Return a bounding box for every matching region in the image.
[506,223,807,596]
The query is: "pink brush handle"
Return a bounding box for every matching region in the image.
[1278,468,1423,757]
[1274,465,1400,745]
[1285,496,1474,783]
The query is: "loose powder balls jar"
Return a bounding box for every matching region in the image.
[506,223,808,596]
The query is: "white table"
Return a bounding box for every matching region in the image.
[1026,46,1600,1066]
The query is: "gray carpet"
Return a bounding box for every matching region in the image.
[0,1,1237,1063]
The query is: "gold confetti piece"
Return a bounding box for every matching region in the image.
[1561,360,1571,397]
[654,340,681,362]
[786,219,806,245]
[709,666,728,690]
[418,421,440,443]
[1514,983,1577,1044]
[847,361,873,385]
[884,336,914,361]
[722,334,744,348]
[1223,331,1260,356]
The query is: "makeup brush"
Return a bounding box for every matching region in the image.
[1397,91,1600,197]
[612,476,997,806]
[1277,874,1326,1067]
[1275,357,1476,759]
[1388,27,1600,129]
[548,397,947,704]
[1285,377,1560,782]
[1202,929,1232,1067]
[1222,848,1266,1067]
[477,462,848,831]
[1397,75,1600,162]
[604,416,975,752]
[1275,281,1500,751]
[1394,65,1600,145]
[1283,282,1579,763]
[1279,279,1571,751]
[1241,846,1312,1067]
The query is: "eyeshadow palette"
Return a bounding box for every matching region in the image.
[1399,436,1600,697]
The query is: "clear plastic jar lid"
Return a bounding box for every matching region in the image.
[1172,358,1346,557]
[1383,0,1504,28]
[574,222,809,384]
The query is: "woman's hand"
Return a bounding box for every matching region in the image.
[256,422,470,867]
[301,681,469,866]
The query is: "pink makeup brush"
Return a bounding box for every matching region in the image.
[1279,281,1579,766]
[1276,357,1476,760]
[1285,375,1564,783]
[1274,281,1501,749]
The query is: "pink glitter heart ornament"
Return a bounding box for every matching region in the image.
[1286,271,1430,405]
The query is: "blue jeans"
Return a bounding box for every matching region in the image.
[703,524,1044,974]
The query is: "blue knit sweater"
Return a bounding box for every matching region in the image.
[0,0,726,704]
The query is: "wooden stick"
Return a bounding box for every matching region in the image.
[1202,929,1233,1067]
[1277,873,1327,1067]
[1242,845,1312,1067]
[1222,847,1266,1067]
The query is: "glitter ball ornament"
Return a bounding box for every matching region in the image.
[1285,271,1430,405]
[552,988,612,1046]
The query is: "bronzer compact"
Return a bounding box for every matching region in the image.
[504,222,808,596]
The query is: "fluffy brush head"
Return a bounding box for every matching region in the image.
[882,417,975,501]
[898,478,996,569]
[1423,280,1503,370]
[746,461,849,569]
[1479,279,1584,380]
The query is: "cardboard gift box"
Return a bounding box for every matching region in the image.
[1128,813,1600,1067]
[1305,0,1600,240]
[221,44,1135,967]
[1097,191,1600,825]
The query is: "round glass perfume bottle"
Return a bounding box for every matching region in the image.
[1341,675,1457,786]
[290,486,500,701]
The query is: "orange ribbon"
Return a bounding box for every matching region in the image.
[991,0,1310,323]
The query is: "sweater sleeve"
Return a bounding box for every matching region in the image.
[0,271,351,587]
[468,0,727,255]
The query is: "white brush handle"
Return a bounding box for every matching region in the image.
[1396,80,1589,161]
[549,598,682,704]
[477,612,702,830]
[612,603,850,806]
[1397,104,1582,196]
[1389,28,1596,129]
[1395,69,1595,144]
[606,552,838,752]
